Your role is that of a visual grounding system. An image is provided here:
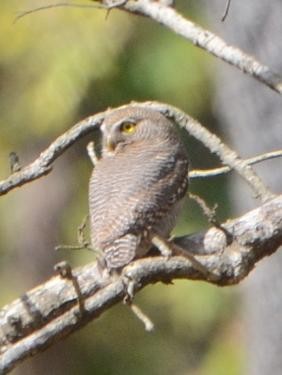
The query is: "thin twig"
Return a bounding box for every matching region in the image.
[221,0,232,22]
[14,2,105,23]
[9,152,21,173]
[54,261,85,314]
[152,233,213,278]
[129,304,154,332]
[189,193,218,225]
[188,192,233,248]
[55,214,91,251]
[189,150,282,179]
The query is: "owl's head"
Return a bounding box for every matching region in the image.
[101,106,180,156]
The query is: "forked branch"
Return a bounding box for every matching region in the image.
[0,194,281,374]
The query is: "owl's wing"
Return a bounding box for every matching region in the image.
[102,233,141,269]
[89,142,189,247]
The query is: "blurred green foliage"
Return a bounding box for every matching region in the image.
[0,1,243,374]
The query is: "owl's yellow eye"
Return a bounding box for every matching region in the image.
[120,121,136,134]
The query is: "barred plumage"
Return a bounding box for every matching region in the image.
[89,106,189,271]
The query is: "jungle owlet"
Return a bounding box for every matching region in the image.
[89,106,189,271]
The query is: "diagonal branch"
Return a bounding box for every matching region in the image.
[15,1,282,94]
[137,101,275,202]
[0,194,281,374]
[0,113,104,196]
[121,0,282,94]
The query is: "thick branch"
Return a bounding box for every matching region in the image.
[0,195,281,374]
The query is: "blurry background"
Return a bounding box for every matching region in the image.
[0,1,280,374]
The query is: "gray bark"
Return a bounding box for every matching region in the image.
[205,1,282,374]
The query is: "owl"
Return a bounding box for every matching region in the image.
[89,106,189,271]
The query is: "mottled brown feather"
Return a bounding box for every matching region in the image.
[89,107,189,270]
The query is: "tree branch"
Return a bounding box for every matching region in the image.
[136,101,274,202]
[121,0,282,94]
[0,102,276,202]
[189,150,282,179]
[0,113,104,196]
[14,2,104,23]
[221,0,232,22]
[4,3,280,374]
[0,194,281,374]
[15,1,282,95]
